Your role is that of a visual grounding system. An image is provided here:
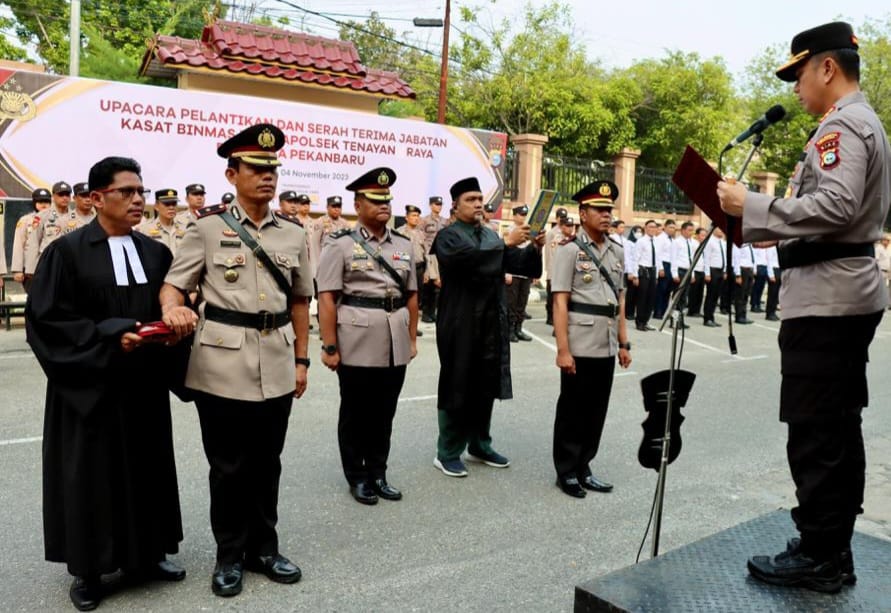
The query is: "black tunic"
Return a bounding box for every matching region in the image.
[431,220,542,414]
[25,219,182,576]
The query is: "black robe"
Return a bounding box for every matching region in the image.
[431,220,542,414]
[25,219,182,577]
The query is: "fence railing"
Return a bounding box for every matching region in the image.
[540,154,614,202]
[502,148,519,202]
[633,168,694,215]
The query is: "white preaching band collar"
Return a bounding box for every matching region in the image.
[107,235,147,286]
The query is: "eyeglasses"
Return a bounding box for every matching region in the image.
[95,186,151,200]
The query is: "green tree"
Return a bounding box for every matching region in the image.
[859,16,891,132]
[337,12,441,119]
[0,15,28,61]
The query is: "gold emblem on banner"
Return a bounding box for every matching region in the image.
[0,90,37,122]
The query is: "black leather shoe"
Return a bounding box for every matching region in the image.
[349,481,379,505]
[748,546,843,593]
[751,306,763,313]
[784,537,856,586]
[245,554,302,584]
[556,477,586,498]
[735,318,754,325]
[515,329,533,341]
[212,562,244,597]
[69,577,102,611]
[421,315,435,323]
[509,331,519,342]
[372,478,403,501]
[151,559,186,581]
[581,475,613,492]
[765,314,780,321]
[703,320,721,328]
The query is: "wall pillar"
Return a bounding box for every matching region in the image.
[612,147,640,224]
[510,133,549,206]
[750,171,780,197]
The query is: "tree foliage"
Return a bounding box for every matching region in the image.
[0,15,28,61]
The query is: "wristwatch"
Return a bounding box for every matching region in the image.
[294,357,310,367]
[618,342,631,350]
[322,343,337,355]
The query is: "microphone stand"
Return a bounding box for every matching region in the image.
[647,134,764,558]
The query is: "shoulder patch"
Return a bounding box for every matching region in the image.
[195,203,227,219]
[274,211,303,227]
[815,131,840,149]
[391,228,409,240]
[330,228,352,239]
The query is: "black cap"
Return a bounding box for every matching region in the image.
[73,182,89,195]
[327,195,343,207]
[512,205,529,215]
[406,204,421,214]
[776,22,859,82]
[52,181,71,195]
[572,179,619,208]
[429,195,443,205]
[296,193,310,204]
[449,177,481,201]
[156,188,179,204]
[554,207,568,218]
[217,123,284,167]
[279,190,299,202]
[221,192,235,204]
[483,203,495,213]
[559,216,575,226]
[31,187,51,202]
[185,183,206,194]
[345,167,396,202]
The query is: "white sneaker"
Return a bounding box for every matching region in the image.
[433,457,468,477]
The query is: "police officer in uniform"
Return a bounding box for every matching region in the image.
[175,183,206,225]
[419,195,447,322]
[24,181,95,276]
[317,168,418,505]
[505,204,533,341]
[544,207,569,325]
[310,196,350,275]
[137,189,187,254]
[398,204,427,337]
[161,123,312,598]
[10,188,52,290]
[718,22,890,593]
[482,202,500,232]
[551,180,631,498]
[221,192,235,205]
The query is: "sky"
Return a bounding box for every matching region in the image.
[250,0,890,78]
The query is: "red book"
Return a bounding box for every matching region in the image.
[672,146,743,247]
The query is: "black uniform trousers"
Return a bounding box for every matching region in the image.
[421,281,439,320]
[733,267,754,319]
[765,267,781,317]
[687,270,705,316]
[635,266,657,326]
[751,264,769,309]
[778,311,882,558]
[553,356,616,479]
[507,276,532,330]
[624,274,638,320]
[673,267,690,313]
[654,261,672,319]
[546,280,554,324]
[336,364,406,485]
[195,391,292,565]
[703,267,725,322]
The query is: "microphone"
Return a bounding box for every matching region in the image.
[723,105,786,152]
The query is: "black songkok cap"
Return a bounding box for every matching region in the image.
[449,177,481,201]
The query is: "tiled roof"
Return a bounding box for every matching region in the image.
[140,19,415,99]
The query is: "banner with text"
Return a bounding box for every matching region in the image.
[0,69,508,215]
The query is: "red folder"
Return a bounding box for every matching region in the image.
[672,146,743,247]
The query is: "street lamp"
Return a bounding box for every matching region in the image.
[414,0,450,124]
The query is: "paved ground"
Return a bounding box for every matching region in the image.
[1,305,889,612]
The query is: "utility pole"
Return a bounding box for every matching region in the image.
[437,0,451,124]
[69,0,81,76]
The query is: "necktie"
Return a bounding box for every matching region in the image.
[650,237,656,267]
[748,245,754,266]
[686,239,692,264]
[720,241,725,268]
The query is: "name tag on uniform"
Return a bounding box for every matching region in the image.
[220,240,241,248]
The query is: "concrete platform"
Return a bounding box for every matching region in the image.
[575,510,891,612]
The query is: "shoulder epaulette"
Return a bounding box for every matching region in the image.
[559,235,576,246]
[330,228,352,239]
[195,203,227,219]
[274,211,303,227]
[608,236,623,248]
[391,228,409,240]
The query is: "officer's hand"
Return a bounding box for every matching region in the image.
[673,276,680,283]
[753,241,778,248]
[618,348,632,368]
[322,350,340,372]
[410,341,418,360]
[121,331,144,353]
[423,272,430,283]
[505,224,531,247]
[717,179,747,218]
[434,279,442,288]
[735,276,743,286]
[504,273,513,286]
[705,275,712,283]
[13,272,23,283]
[163,305,198,339]
[769,276,776,283]
[658,269,665,278]
[532,232,546,248]
[294,365,308,398]
[556,349,576,375]
[631,276,639,287]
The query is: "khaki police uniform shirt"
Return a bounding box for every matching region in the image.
[316,223,417,368]
[398,223,427,267]
[743,91,891,318]
[311,214,351,275]
[420,213,447,253]
[164,201,313,401]
[544,225,564,278]
[136,217,187,255]
[11,211,40,273]
[551,228,625,358]
[174,210,199,226]
[24,209,95,274]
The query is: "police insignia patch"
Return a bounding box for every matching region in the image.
[820,148,840,170]
[816,131,840,170]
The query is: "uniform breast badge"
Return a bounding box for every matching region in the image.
[224,269,239,283]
